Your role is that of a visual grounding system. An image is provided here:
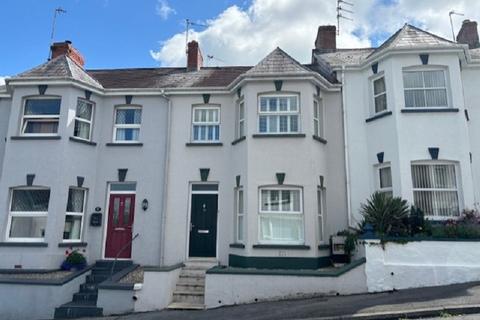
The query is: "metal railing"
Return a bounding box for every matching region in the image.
[109,233,140,280]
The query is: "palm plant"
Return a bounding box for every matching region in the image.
[361,192,410,236]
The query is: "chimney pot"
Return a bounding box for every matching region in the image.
[456,20,480,49]
[315,25,337,52]
[50,41,85,68]
[187,40,203,72]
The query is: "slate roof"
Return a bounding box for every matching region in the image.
[245,47,312,75]
[15,55,103,89]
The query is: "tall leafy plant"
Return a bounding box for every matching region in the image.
[361,192,410,236]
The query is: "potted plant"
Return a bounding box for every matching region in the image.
[61,249,87,271]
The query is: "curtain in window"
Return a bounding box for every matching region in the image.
[116,109,142,124]
[63,215,82,240]
[403,71,448,108]
[67,189,85,213]
[9,216,47,238]
[116,128,140,141]
[11,189,50,212]
[74,121,90,140]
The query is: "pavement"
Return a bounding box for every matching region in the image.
[82,281,480,320]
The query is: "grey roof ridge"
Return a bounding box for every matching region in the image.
[246,47,312,75]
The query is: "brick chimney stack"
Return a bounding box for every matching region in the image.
[315,25,337,52]
[187,41,203,72]
[456,20,480,49]
[50,41,85,67]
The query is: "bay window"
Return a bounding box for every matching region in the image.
[259,187,304,244]
[403,70,448,108]
[313,98,324,138]
[113,106,142,142]
[7,188,50,241]
[373,76,387,113]
[192,106,220,142]
[236,101,245,139]
[317,187,325,243]
[235,188,245,242]
[411,162,460,218]
[74,99,94,141]
[63,188,86,242]
[378,165,393,197]
[21,98,61,135]
[258,94,299,134]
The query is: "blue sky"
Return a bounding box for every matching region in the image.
[0,0,476,78]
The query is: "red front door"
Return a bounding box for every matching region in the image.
[105,194,135,259]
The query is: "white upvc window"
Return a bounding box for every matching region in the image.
[403,70,448,108]
[378,165,393,197]
[373,76,387,113]
[237,101,245,139]
[411,162,461,218]
[21,97,61,136]
[317,186,325,243]
[313,98,324,138]
[258,187,304,244]
[63,188,86,242]
[113,106,142,142]
[7,188,50,242]
[235,188,245,243]
[192,106,220,142]
[73,99,94,141]
[258,94,300,134]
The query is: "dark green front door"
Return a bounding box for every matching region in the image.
[189,193,218,257]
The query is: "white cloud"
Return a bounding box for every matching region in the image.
[150,0,480,67]
[0,76,7,86]
[156,0,176,20]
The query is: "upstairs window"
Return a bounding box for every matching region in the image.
[7,188,50,241]
[313,98,324,138]
[113,106,142,142]
[236,101,245,139]
[258,94,299,134]
[373,76,387,113]
[378,165,393,197]
[22,98,61,135]
[411,162,460,218]
[74,99,94,141]
[403,70,448,108]
[259,187,304,244]
[192,106,220,143]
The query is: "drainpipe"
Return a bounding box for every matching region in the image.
[341,65,353,228]
[160,92,172,266]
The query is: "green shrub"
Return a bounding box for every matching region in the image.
[66,251,86,265]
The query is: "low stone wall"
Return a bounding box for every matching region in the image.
[204,259,367,309]
[364,239,480,292]
[0,267,91,320]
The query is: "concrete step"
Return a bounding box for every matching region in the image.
[177,277,205,286]
[86,274,109,284]
[72,292,98,303]
[167,302,204,310]
[172,291,204,305]
[79,283,98,293]
[175,283,204,293]
[94,260,132,269]
[184,260,218,269]
[54,303,102,319]
[179,269,207,277]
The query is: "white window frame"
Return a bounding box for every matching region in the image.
[258,94,300,134]
[403,68,450,109]
[21,97,61,137]
[236,100,245,139]
[313,97,324,138]
[258,186,304,245]
[372,75,388,114]
[377,163,393,196]
[6,187,50,242]
[317,186,326,243]
[63,187,87,243]
[73,98,94,141]
[113,105,142,143]
[191,105,221,143]
[411,161,462,219]
[235,187,245,243]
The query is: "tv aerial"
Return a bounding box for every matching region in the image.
[48,7,67,60]
[337,0,354,35]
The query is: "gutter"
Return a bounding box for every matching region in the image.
[159,93,172,266]
[341,65,353,228]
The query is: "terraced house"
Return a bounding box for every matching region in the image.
[2,19,480,319]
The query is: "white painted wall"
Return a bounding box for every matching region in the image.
[134,268,181,312]
[364,240,480,292]
[204,264,367,308]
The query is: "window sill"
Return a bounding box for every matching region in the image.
[252,133,306,138]
[0,242,48,247]
[312,135,327,144]
[365,111,393,123]
[318,244,330,250]
[69,136,97,146]
[58,242,88,248]
[401,108,459,113]
[185,142,223,147]
[11,136,61,140]
[231,136,246,145]
[106,142,143,147]
[229,243,245,248]
[252,244,310,250]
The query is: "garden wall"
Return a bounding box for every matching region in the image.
[364,239,480,292]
